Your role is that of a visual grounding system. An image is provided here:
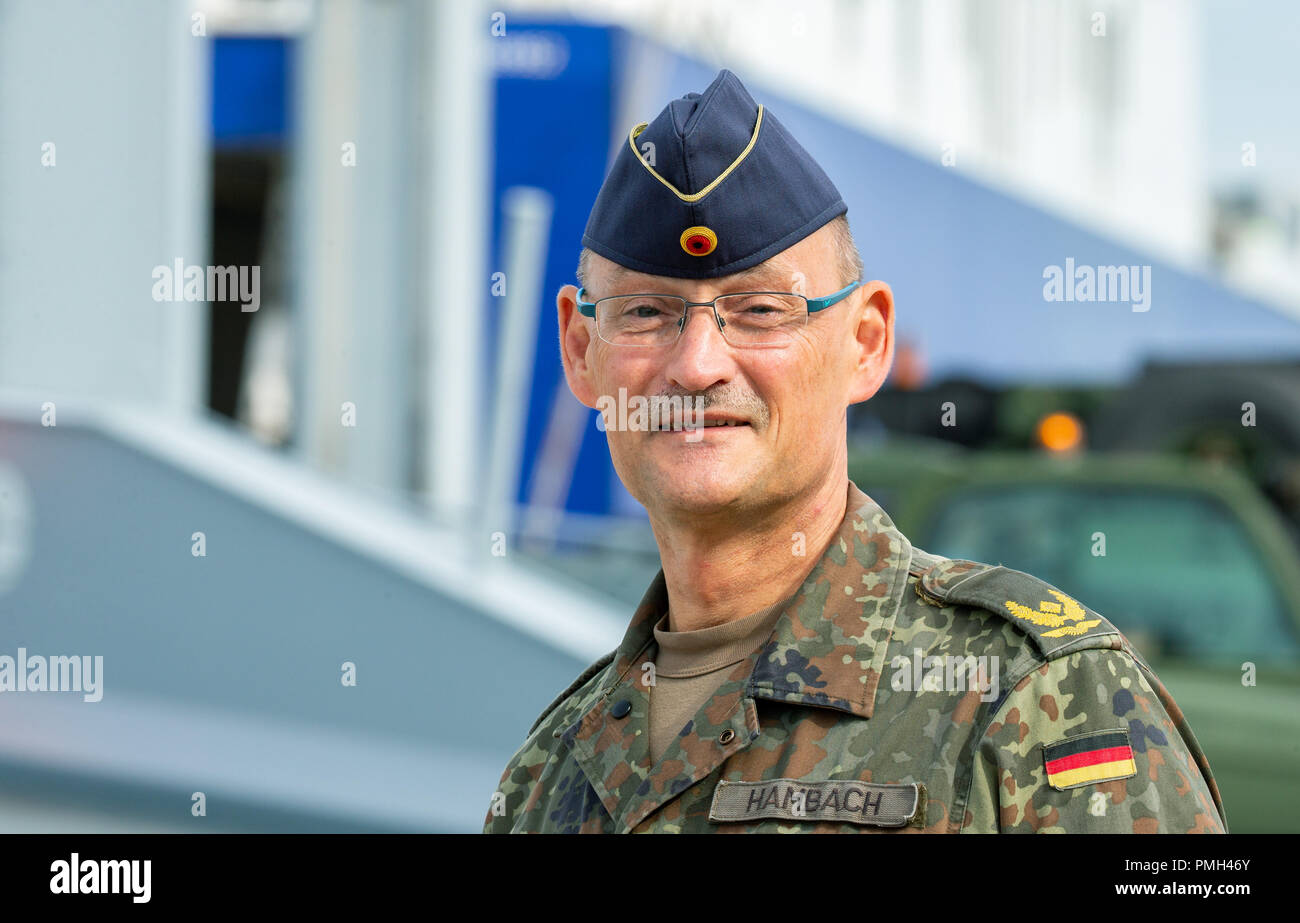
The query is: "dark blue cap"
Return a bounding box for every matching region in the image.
[581,69,847,280]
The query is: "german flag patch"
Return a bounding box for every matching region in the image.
[1042,729,1137,790]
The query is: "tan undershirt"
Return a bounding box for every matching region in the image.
[648,601,786,764]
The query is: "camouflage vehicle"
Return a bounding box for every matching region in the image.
[848,439,1300,833]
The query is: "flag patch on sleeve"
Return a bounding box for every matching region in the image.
[1042,729,1137,790]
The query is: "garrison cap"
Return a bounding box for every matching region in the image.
[581,69,847,280]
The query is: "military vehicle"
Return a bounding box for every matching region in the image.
[848,438,1300,833]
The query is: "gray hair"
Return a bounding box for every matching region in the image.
[575,213,862,291]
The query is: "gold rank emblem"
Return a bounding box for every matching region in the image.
[1004,589,1102,637]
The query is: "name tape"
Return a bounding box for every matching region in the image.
[708,778,923,827]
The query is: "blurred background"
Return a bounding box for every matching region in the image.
[0,0,1297,832]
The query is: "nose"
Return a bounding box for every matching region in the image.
[662,304,737,393]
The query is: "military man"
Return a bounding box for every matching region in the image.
[483,70,1227,834]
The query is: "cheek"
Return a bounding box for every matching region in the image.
[767,340,846,434]
[593,347,659,395]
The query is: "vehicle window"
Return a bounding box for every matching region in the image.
[922,485,1300,663]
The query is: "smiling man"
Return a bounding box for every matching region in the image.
[483,70,1226,834]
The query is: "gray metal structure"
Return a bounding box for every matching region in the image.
[0,400,624,832]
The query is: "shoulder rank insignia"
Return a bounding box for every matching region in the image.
[913,554,1119,659]
[1004,589,1102,637]
[1042,728,1137,790]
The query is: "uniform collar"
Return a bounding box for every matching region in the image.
[606,480,912,719]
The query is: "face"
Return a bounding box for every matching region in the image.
[557,223,895,520]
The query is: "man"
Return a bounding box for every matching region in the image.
[483,70,1226,834]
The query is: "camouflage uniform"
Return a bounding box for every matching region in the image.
[484,483,1227,833]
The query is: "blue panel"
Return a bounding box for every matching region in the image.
[211,37,291,148]
[491,23,615,516]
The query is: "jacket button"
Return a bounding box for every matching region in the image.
[718,729,735,745]
[609,699,632,719]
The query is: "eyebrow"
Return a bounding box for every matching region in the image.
[724,264,790,288]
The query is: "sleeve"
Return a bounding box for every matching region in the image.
[963,648,1227,833]
[481,737,543,834]
[482,761,516,834]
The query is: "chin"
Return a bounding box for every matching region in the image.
[635,462,759,513]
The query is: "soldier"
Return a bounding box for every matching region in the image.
[484,69,1227,834]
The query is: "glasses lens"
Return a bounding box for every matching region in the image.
[596,295,686,346]
[715,293,808,346]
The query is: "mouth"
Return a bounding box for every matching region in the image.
[653,414,751,435]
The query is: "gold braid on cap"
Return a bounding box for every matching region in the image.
[627,105,764,203]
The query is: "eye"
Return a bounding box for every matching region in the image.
[729,295,799,317]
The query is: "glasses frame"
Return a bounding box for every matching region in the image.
[575,279,862,348]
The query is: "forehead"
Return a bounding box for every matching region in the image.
[600,260,793,293]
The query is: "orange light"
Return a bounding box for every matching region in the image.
[891,342,927,390]
[1036,412,1084,453]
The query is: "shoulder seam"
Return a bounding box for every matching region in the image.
[977,647,1145,744]
[906,545,945,577]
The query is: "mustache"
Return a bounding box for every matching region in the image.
[649,386,769,427]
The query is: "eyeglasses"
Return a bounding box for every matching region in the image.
[575,280,862,348]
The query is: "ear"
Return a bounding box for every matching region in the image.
[847,281,895,404]
[557,284,601,409]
